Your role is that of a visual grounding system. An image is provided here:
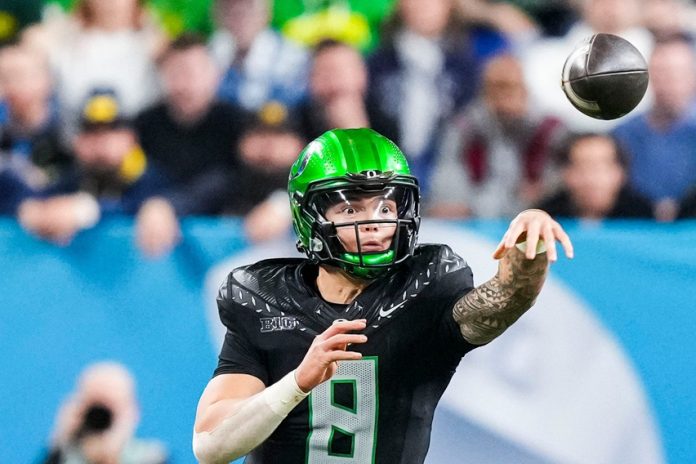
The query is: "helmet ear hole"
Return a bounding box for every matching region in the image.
[310,238,324,252]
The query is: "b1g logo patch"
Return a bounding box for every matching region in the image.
[260,316,299,333]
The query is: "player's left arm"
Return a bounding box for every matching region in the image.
[452,209,573,345]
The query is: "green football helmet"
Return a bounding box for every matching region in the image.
[288,128,420,278]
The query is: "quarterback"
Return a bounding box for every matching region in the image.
[193,128,573,463]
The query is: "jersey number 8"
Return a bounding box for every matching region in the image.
[306,357,379,463]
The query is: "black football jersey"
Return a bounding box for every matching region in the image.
[215,244,478,464]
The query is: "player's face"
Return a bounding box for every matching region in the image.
[324,191,398,253]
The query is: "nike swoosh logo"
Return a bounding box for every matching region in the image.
[379,300,408,318]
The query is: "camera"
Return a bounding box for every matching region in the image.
[74,404,113,440]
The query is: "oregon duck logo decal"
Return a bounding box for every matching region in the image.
[292,147,314,179]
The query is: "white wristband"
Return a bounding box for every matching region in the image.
[263,370,310,417]
[515,240,546,255]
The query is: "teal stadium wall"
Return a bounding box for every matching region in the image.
[1,218,694,463]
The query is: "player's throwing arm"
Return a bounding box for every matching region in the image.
[453,209,574,345]
[192,320,368,464]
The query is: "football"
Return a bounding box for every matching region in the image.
[561,33,649,120]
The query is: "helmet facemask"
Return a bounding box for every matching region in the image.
[297,177,420,278]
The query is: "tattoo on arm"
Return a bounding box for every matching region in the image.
[453,248,549,345]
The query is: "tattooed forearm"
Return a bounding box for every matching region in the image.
[453,247,549,345]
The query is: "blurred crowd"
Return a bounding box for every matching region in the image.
[2,0,696,259]
[4,1,696,462]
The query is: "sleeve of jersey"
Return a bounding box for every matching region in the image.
[213,278,269,384]
[430,245,479,356]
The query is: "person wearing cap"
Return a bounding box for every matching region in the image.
[18,90,169,247]
[230,113,306,243]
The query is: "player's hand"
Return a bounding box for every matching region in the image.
[295,319,368,393]
[492,209,574,263]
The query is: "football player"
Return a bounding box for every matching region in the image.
[193,128,573,463]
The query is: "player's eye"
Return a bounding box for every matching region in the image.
[342,207,356,215]
[380,206,392,214]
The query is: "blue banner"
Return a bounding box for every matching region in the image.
[0,218,694,463]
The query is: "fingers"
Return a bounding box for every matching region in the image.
[492,219,526,260]
[319,319,367,340]
[321,333,368,350]
[553,223,574,259]
[324,350,364,362]
[542,223,557,262]
[297,320,368,390]
[523,221,541,260]
[495,210,575,261]
[492,238,507,260]
[503,221,526,249]
[311,323,368,366]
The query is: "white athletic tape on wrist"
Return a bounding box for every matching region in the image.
[193,370,309,464]
[515,240,546,255]
[265,369,310,416]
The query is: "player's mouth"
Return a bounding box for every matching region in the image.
[360,239,388,252]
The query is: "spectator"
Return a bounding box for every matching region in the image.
[231,117,306,243]
[18,90,168,246]
[41,361,167,464]
[0,0,43,45]
[0,45,73,191]
[294,39,397,143]
[678,185,696,218]
[0,163,32,215]
[613,35,696,221]
[643,0,696,39]
[22,0,163,138]
[537,133,654,219]
[500,0,576,37]
[368,0,508,185]
[135,34,249,256]
[455,0,543,39]
[429,54,566,218]
[275,0,395,52]
[521,0,653,132]
[211,0,309,112]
